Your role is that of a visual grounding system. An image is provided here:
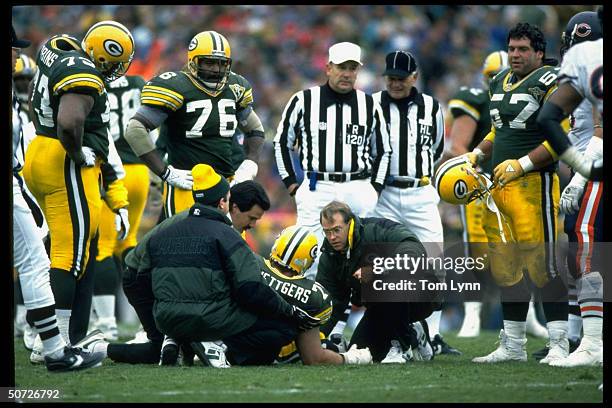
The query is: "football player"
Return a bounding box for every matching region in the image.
[23,21,135,346]
[537,9,603,367]
[124,30,266,219]
[445,51,547,339]
[92,73,150,341]
[462,23,570,364]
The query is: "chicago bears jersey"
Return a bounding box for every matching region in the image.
[448,86,493,174]
[140,70,254,177]
[257,256,332,325]
[567,99,595,153]
[558,38,603,119]
[107,75,146,164]
[30,37,110,160]
[488,65,560,171]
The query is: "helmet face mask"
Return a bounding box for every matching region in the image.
[13,54,37,103]
[269,226,319,276]
[434,157,493,205]
[187,31,232,94]
[81,21,134,82]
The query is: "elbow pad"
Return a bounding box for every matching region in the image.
[125,119,157,156]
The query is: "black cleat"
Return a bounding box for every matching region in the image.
[431,334,462,356]
[45,346,104,372]
[532,337,580,361]
[159,336,179,366]
[180,343,195,366]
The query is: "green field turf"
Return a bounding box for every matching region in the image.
[13,330,603,403]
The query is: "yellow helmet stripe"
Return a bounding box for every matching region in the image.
[53,74,104,94]
[448,99,480,121]
[280,228,310,266]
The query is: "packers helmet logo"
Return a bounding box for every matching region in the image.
[453,180,468,200]
[189,37,198,51]
[310,245,318,260]
[104,39,124,57]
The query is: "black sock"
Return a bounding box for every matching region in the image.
[49,268,76,309]
[27,305,61,341]
[108,341,162,364]
[94,257,119,295]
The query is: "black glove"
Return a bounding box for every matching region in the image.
[291,305,320,331]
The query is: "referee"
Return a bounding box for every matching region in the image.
[274,41,392,279]
[372,50,460,356]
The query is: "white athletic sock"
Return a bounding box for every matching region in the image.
[92,295,116,320]
[426,310,442,337]
[55,309,72,345]
[464,301,482,317]
[567,313,582,342]
[546,320,568,341]
[582,318,602,341]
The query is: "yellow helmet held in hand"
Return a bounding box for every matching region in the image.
[81,20,135,82]
[187,31,232,94]
[434,157,492,205]
[270,226,319,275]
[481,50,508,87]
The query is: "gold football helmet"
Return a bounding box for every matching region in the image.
[187,31,232,94]
[81,20,135,82]
[13,54,37,104]
[434,156,493,205]
[481,50,508,87]
[270,226,319,275]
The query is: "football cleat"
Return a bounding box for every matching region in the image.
[73,329,106,351]
[93,317,118,341]
[540,337,569,364]
[533,337,580,361]
[23,325,38,351]
[431,334,462,356]
[45,346,104,372]
[159,336,179,366]
[179,343,195,366]
[472,329,527,363]
[412,321,434,361]
[29,335,45,365]
[190,341,231,368]
[549,337,602,367]
[328,333,348,354]
[381,340,413,364]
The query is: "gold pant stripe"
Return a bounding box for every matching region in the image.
[162,183,194,219]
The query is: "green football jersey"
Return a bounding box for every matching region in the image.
[140,70,254,177]
[107,75,145,164]
[31,37,110,160]
[257,257,332,324]
[488,65,560,172]
[448,86,493,174]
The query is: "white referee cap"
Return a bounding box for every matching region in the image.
[329,42,363,65]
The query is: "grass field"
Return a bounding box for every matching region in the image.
[13,330,603,403]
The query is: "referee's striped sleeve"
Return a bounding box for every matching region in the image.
[432,102,445,165]
[370,99,392,186]
[274,91,302,188]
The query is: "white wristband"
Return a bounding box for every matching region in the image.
[518,155,535,173]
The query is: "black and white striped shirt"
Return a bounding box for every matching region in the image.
[372,88,444,179]
[274,83,392,188]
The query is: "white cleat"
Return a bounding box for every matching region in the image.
[29,335,45,365]
[412,321,434,361]
[381,340,412,364]
[190,341,231,368]
[540,337,569,365]
[457,314,481,338]
[549,337,602,367]
[472,330,527,363]
[23,325,38,351]
[93,317,118,341]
